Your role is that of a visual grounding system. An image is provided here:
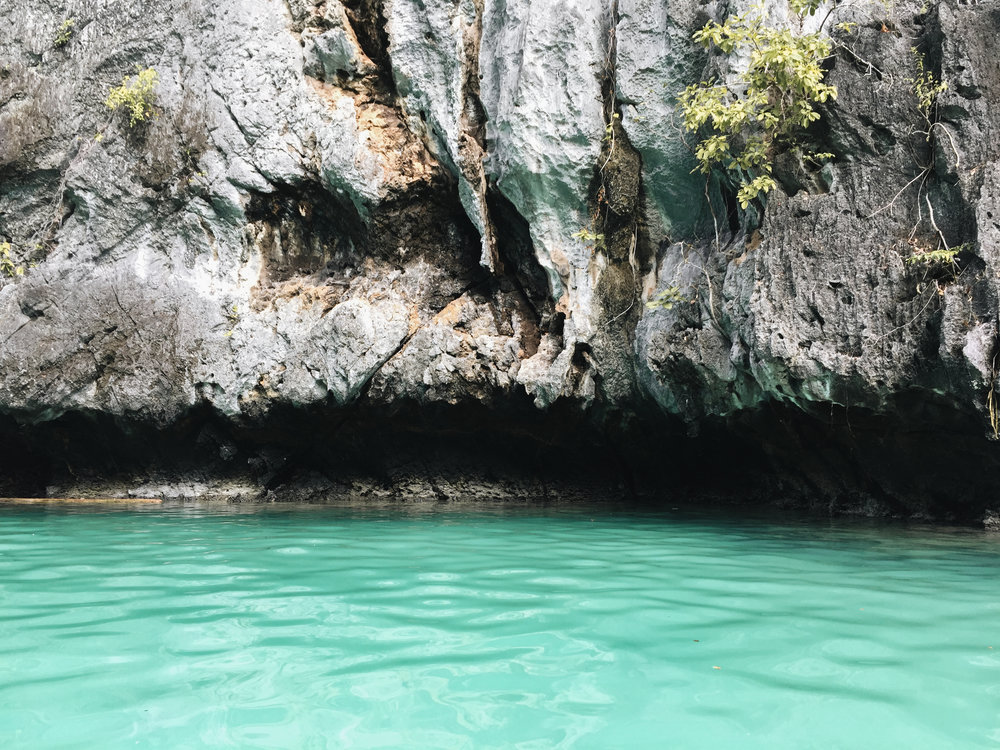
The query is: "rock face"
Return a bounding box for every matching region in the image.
[2,0,999,520]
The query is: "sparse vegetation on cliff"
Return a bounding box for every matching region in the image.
[679,0,836,210]
[910,47,948,122]
[903,48,958,264]
[54,18,75,48]
[0,242,24,278]
[868,46,958,266]
[105,68,159,127]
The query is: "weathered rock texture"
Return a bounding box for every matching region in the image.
[2,0,999,520]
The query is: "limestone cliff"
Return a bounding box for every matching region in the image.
[1,0,998,520]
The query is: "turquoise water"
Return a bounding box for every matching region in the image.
[1,503,999,749]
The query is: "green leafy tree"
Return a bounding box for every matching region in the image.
[679,1,836,209]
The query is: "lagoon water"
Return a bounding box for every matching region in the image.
[1,502,999,748]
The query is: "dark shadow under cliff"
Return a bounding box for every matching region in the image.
[1,393,997,525]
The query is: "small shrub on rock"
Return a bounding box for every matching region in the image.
[0,242,24,278]
[54,18,75,48]
[105,68,159,127]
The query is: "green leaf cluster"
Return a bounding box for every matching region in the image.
[54,18,75,48]
[0,242,24,278]
[572,228,606,251]
[680,2,837,209]
[105,67,159,127]
[906,246,961,266]
[646,286,686,310]
[788,0,824,15]
[572,229,605,243]
[909,48,947,118]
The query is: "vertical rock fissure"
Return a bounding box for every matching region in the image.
[486,188,554,358]
[341,0,398,94]
[457,0,500,273]
[585,0,650,404]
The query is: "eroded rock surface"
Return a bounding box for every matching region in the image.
[2,0,1000,519]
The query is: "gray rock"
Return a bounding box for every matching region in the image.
[2,0,1000,516]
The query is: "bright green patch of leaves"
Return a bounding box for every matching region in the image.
[0,242,24,278]
[572,229,605,243]
[54,18,75,48]
[679,2,837,209]
[906,246,962,266]
[105,67,159,127]
[909,48,947,119]
[573,228,606,251]
[646,286,686,310]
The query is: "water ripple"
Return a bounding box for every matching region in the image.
[1,504,999,748]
